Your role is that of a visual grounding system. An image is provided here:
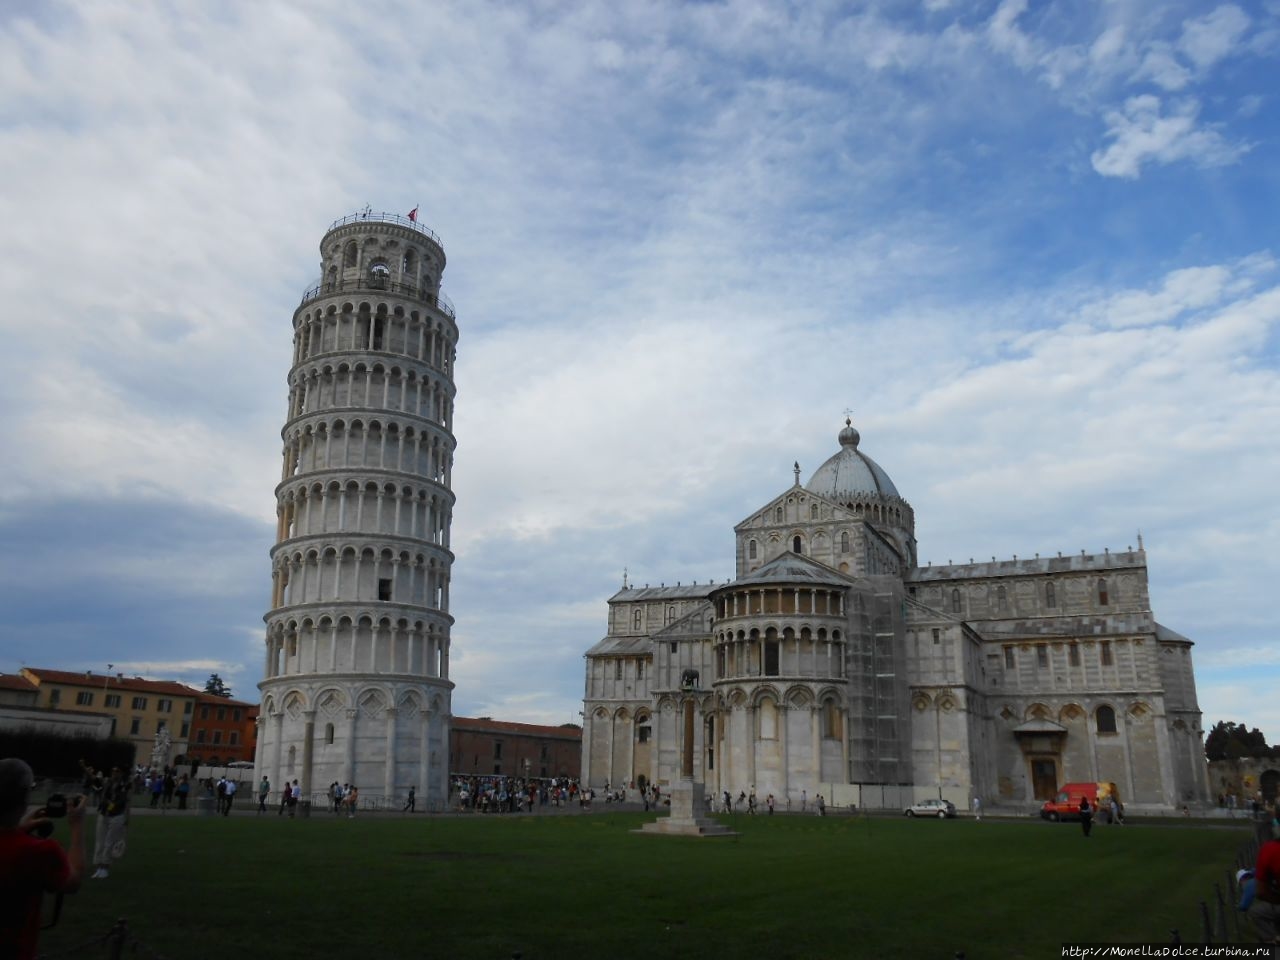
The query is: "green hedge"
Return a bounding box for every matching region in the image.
[0,728,136,780]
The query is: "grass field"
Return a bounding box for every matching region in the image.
[37,810,1252,960]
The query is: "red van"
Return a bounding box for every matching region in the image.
[1040,782,1119,821]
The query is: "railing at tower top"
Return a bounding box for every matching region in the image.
[299,277,456,318]
[327,210,443,247]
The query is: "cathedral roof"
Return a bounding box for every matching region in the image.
[584,635,653,657]
[730,552,851,588]
[1154,622,1192,645]
[805,419,899,501]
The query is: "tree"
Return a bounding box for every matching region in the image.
[1205,720,1275,761]
[204,673,232,698]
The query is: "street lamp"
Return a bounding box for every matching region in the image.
[103,664,114,736]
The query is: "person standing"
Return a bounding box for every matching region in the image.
[92,767,130,879]
[767,794,775,815]
[972,795,982,821]
[801,789,807,812]
[0,758,88,960]
[288,780,301,818]
[404,786,416,813]
[257,776,270,814]
[215,777,227,814]
[1247,804,1280,952]
[176,774,190,810]
[223,777,237,816]
[816,794,826,817]
[1079,797,1093,838]
[345,784,358,819]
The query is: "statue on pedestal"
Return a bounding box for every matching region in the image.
[150,727,172,771]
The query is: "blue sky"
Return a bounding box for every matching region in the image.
[0,1,1276,738]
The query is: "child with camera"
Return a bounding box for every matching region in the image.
[0,757,88,960]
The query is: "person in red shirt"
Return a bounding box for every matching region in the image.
[0,758,87,960]
[1250,805,1280,953]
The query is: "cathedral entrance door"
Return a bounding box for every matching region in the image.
[1030,759,1058,801]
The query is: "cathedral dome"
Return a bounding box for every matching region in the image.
[805,419,899,500]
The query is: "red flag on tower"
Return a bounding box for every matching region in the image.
[407,206,418,222]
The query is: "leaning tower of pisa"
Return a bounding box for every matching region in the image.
[256,211,458,809]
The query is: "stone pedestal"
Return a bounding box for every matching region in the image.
[636,779,737,837]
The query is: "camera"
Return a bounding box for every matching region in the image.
[32,794,68,838]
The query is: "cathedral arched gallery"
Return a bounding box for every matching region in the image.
[581,421,1210,811]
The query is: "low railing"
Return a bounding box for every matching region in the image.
[326,210,443,247]
[299,277,456,318]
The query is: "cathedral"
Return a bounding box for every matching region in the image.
[581,420,1210,812]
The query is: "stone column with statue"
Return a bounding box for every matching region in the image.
[637,670,735,837]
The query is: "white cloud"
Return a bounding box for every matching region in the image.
[1090,95,1248,178]
[1084,265,1234,328]
[1136,44,1194,91]
[1179,5,1251,71]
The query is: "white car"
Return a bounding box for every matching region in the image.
[904,798,957,818]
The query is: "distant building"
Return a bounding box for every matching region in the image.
[20,668,198,762]
[186,693,259,766]
[0,673,112,740]
[583,420,1210,812]
[1208,758,1280,805]
[0,673,38,707]
[449,718,581,780]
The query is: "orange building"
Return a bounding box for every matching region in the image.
[20,668,198,761]
[186,693,259,766]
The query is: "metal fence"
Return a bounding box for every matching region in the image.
[1180,818,1273,947]
[298,275,456,317]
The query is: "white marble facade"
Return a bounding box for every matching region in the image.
[256,213,458,807]
[582,421,1211,812]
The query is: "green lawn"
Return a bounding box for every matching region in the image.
[38,811,1250,959]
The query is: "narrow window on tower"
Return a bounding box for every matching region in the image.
[748,539,758,559]
[373,316,385,350]
[776,506,783,522]
[793,536,802,554]
[1069,643,1081,666]
[841,532,850,553]
[1036,645,1048,669]
[378,578,393,601]
[951,589,962,614]
[996,585,1007,611]
[615,660,622,681]
[1004,646,1015,669]
[325,723,335,744]
[1046,582,1056,608]
[811,503,819,519]
[1100,640,1113,666]
[632,609,642,630]
[1097,578,1109,606]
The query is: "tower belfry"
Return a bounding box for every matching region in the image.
[256,210,459,808]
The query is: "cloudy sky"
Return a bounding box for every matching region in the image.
[0,1,1277,742]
